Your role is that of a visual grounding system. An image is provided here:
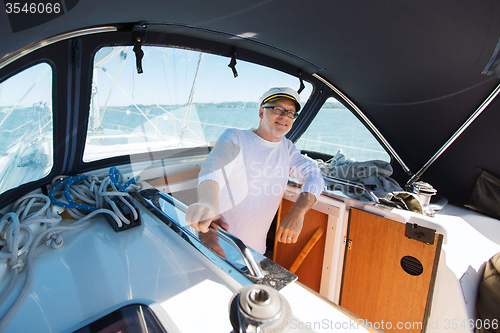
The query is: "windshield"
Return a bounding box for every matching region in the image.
[0,63,53,195]
[296,97,390,162]
[84,46,312,162]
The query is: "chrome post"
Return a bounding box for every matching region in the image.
[407,82,500,187]
[312,73,412,176]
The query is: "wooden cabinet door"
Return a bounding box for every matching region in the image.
[340,208,442,332]
[274,199,328,293]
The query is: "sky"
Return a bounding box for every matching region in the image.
[0,62,52,107]
[0,45,312,109]
[93,46,312,107]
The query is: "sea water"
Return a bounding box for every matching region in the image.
[0,105,389,164]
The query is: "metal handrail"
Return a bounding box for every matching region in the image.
[153,191,264,279]
[312,73,412,176]
[406,82,500,187]
[0,26,118,70]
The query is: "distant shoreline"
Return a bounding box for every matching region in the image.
[1,101,345,110]
[111,101,345,110]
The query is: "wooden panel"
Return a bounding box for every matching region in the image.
[340,208,442,332]
[146,166,201,187]
[146,166,200,205]
[274,199,328,292]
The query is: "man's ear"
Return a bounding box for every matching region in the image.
[259,107,263,119]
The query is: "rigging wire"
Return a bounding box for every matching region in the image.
[0,65,51,129]
[179,52,203,143]
[97,51,128,129]
[95,48,203,141]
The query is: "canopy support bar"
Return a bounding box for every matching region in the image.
[407,82,500,187]
[312,73,411,176]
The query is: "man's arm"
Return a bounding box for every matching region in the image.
[280,143,325,243]
[185,179,228,232]
[276,191,317,244]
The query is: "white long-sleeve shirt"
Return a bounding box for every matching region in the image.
[198,128,324,254]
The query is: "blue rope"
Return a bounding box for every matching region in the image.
[49,168,140,211]
[125,176,138,188]
[49,175,97,212]
[109,167,139,193]
[109,167,128,193]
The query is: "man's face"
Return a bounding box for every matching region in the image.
[257,98,296,142]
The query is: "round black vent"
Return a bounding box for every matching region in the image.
[400,256,423,276]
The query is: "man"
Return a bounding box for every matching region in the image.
[185,87,324,254]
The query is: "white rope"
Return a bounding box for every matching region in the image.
[13,194,54,224]
[0,168,141,330]
[0,207,121,331]
[0,213,33,267]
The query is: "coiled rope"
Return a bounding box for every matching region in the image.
[0,167,141,330]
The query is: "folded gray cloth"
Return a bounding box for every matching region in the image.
[312,150,423,214]
[316,150,403,198]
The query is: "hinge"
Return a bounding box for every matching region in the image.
[343,237,352,250]
[405,223,436,245]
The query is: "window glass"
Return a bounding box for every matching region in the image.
[84,46,312,162]
[295,97,390,162]
[0,63,53,194]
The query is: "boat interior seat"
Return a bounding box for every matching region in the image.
[475,251,500,330]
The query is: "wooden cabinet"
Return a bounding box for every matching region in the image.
[273,198,329,293]
[340,208,442,332]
